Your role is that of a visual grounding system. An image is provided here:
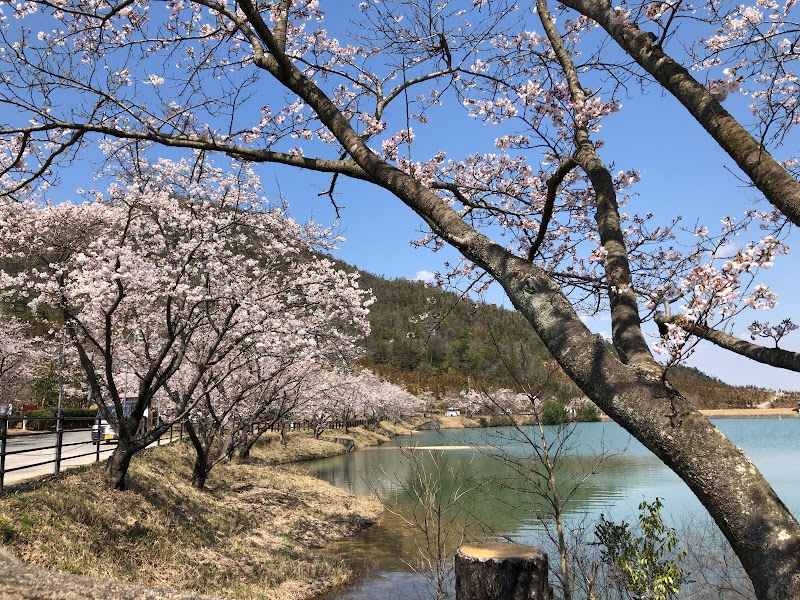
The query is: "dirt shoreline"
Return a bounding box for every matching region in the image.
[433,408,799,427]
[698,407,797,418]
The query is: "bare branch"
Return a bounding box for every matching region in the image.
[529,156,579,261]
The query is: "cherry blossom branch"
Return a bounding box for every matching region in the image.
[0,122,370,187]
[558,0,800,228]
[377,67,459,114]
[656,314,800,372]
[430,181,482,211]
[1,128,85,198]
[537,0,655,369]
[428,181,539,221]
[190,0,273,65]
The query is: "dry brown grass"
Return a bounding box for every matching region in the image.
[374,420,416,437]
[0,438,383,600]
[437,415,481,429]
[248,431,349,464]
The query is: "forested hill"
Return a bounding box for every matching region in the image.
[355,270,788,409]
[356,270,579,400]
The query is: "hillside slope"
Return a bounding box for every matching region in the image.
[356,271,790,409]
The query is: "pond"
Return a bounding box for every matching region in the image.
[305,418,800,599]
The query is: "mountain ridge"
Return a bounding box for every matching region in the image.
[354,269,793,410]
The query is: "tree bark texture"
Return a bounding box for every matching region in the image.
[104,445,134,491]
[235,20,800,595]
[455,543,550,600]
[191,455,208,490]
[186,422,210,489]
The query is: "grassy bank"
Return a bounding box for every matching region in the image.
[0,427,402,600]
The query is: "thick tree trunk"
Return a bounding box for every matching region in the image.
[236,422,271,461]
[237,432,261,461]
[104,445,133,491]
[191,455,208,490]
[495,254,800,600]
[231,13,800,595]
[185,423,210,489]
[278,420,287,445]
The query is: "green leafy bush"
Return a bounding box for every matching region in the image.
[595,498,687,600]
[575,403,600,422]
[540,400,568,425]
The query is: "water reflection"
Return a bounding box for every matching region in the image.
[308,419,799,599]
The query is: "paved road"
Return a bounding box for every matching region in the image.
[2,429,118,486]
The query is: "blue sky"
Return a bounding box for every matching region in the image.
[277,84,800,392]
[3,1,798,392]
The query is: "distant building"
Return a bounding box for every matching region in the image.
[444,408,460,417]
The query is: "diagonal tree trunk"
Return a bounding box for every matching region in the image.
[231,4,800,596]
[557,0,800,228]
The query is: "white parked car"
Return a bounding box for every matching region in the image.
[91,414,118,443]
[90,398,144,443]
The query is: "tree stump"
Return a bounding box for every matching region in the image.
[455,542,549,600]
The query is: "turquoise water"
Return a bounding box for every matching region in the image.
[306,418,799,599]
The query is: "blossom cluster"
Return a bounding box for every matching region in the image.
[0,156,373,431]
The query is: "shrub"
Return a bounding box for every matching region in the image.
[575,403,600,422]
[540,400,568,425]
[595,498,687,600]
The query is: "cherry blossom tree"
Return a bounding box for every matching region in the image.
[0,156,372,489]
[180,300,369,488]
[0,0,798,595]
[294,366,422,436]
[295,368,350,438]
[352,368,424,427]
[298,367,365,433]
[0,313,44,406]
[180,355,305,488]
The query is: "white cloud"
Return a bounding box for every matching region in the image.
[414,270,436,284]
